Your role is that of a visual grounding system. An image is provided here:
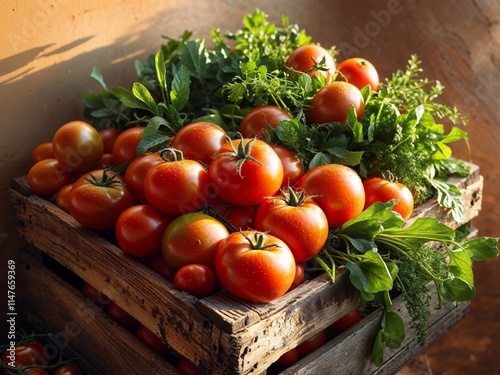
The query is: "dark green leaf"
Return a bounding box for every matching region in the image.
[112,86,149,110]
[90,66,108,91]
[440,277,475,302]
[371,330,385,367]
[382,217,455,247]
[181,40,207,81]
[142,116,169,137]
[136,132,170,155]
[132,82,158,116]
[448,249,473,284]
[345,251,393,293]
[461,237,500,261]
[382,311,406,349]
[170,65,191,111]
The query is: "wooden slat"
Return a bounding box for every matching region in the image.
[17,251,176,375]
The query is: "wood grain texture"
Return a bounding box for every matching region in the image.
[9,163,483,374]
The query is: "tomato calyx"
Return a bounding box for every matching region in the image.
[83,169,125,188]
[158,147,185,162]
[277,186,316,207]
[216,135,264,177]
[242,231,280,251]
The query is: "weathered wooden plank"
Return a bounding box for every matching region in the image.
[17,251,176,375]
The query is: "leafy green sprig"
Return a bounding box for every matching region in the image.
[315,200,500,366]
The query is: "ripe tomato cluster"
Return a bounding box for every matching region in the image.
[0,337,81,375]
[26,46,413,307]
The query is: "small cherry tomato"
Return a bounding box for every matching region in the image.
[239,106,293,139]
[289,263,305,291]
[337,57,380,91]
[55,183,74,213]
[308,81,365,125]
[81,282,112,308]
[363,177,414,221]
[177,357,204,375]
[1,339,48,367]
[115,205,170,258]
[274,347,300,368]
[286,44,336,81]
[27,159,73,197]
[174,264,217,298]
[52,120,104,172]
[53,365,81,375]
[32,141,54,164]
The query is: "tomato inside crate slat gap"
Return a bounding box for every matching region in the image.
[15,9,500,375]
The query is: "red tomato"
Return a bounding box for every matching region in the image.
[209,138,283,206]
[97,153,115,169]
[170,121,228,166]
[81,282,112,308]
[162,212,229,271]
[115,205,170,258]
[107,301,140,331]
[98,127,123,154]
[124,152,164,204]
[337,57,380,91]
[286,44,336,81]
[112,126,145,165]
[215,231,296,303]
[363,177,414,221]
[174,264,217,298]
[144,155,212,216]
[269,144,304,188]
[239,106,293,139]
[145,254,176,282]
[274,347,300,368]
[209,197,256,231]
[53,366,80,375]
[1,339,48,367]
[177,357,204,375]
[52,120,104,172]
[31,141,54,164]
[289,263,305,291]
[55,183,73,213]
[136,325,170,356]
[68,169,135,230]
[25,370,49,375]
[298,164,365,228]
[327,308,363,336]
[297,330,327,357]
[27,159,73,197]
[308,81,365,125]
[254,189,329,263]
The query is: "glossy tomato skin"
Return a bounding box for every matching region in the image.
[254,194,329,263]
[269,144,304,188]
[68,169,135,230]
[327,308,363,336]
[32,142,54,164]
[115,205,170,257]
[215,231,296,303]
[124,152,164,205]
[308,81,365,125]
[170,122,228,166]
[363,177,414,221]
[239,106,293,139]
[27,159,73,197]
[98,127,123,154]
[52,121,104,172]
[144,159,212,216]
[274,347,300,368]
[162,212,229,271]
[174,264,217,298]
[1,339,48,367]
[25,369,49,375]
[209,138,283,206]
[136,325,170,356]
[337,57,380,91]
[289,263,305,291]
[112,126,145,165]
[286,44,336,81]
[298,164,365,228]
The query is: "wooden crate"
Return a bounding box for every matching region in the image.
[9,162,483,374]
